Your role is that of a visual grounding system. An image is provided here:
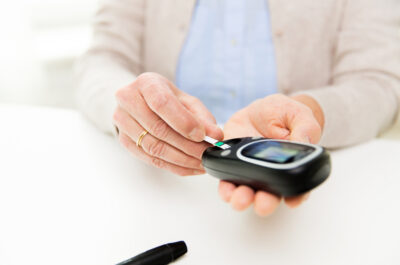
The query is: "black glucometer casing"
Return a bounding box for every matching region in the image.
[202,137,331,197]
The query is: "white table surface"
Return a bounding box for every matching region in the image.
[0,104,399,265]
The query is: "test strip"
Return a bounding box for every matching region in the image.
[204,136,231,150]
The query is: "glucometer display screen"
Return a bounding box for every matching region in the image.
[241,141,315,164]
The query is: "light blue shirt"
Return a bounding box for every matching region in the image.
[176,0,278,124]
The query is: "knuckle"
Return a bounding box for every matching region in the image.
[115,86,131,103]
[150,157,165,169]
[147,91,169,112]
[114,87,124,100]
[178,156,195,168]
[137,72,160,82]
[137,73,163,92]
[150,119,170,139]
[179,117,199,136]
[179,142,205,160]
[185,95,201,105]
[112,108,121,124]
[129,89,142,113]
[135,73,153,87]
[147,139,166,158]
[112,108,127,126]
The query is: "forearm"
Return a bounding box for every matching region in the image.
[298,73,399,148]
[294,0,400,148]
[75,0,144,134]
[75,55,136,134]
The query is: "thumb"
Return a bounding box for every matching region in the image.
[289,115,321,144]
[204,122,224,141]
[260,123,290,140]
[250,110,290,140]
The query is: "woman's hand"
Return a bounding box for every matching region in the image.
[113,72,223,176]
[220,94,324,216]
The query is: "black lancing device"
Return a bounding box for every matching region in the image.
[116,241,187,265]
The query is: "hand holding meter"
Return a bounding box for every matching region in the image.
[202,137,331,197]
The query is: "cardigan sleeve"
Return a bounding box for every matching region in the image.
[298,0,400,148]
[75,0,144,134]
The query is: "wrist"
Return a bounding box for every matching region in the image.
[291,94,325,130]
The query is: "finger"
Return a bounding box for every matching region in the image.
[258,119,290,140]
[246,99,290,140]
[230,185,255,211]
[118,132,205,176]
[218,181,236,202]
[114,107,203,170]
[223,109,263,139]
[284,192,311,208]
[116,86,208,159]
[137,74,205,141]
[253,191,281,217]
[247,96,319,142]
[179,93,224,140]
[289,110,321,144]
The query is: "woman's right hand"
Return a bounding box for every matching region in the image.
[113,72,223,176]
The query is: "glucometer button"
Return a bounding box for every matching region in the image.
[220,150,231,157]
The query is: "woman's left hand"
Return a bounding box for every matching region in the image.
[219,94,324,216]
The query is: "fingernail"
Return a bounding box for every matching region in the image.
[301,136,311,143]
[213,123,222,131]
[215,125,224,136]
[189,127,204,141]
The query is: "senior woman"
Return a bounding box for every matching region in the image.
[76,0,400,216]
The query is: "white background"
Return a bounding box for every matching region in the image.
[0,3,400,264]
[0,0,97,108]
[0,105,399,265]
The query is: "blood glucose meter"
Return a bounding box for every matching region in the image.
[202,137,331,197]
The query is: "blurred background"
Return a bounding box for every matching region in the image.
[1,0,399,138]
[0,0,97,108]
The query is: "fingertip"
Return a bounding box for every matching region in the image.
[254,191,281,217]
[205,123,224,141]
[284,192,310,208]
[290,119,321,144]
[218,181,236,202]
[231,185,255,211]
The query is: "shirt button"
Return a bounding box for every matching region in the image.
[281,85,290,93]
[231,39,237,46]
[275,30,284,38]
[230,90,237,97]
[179,24,186,32]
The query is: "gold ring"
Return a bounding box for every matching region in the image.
[137,130,148,148]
